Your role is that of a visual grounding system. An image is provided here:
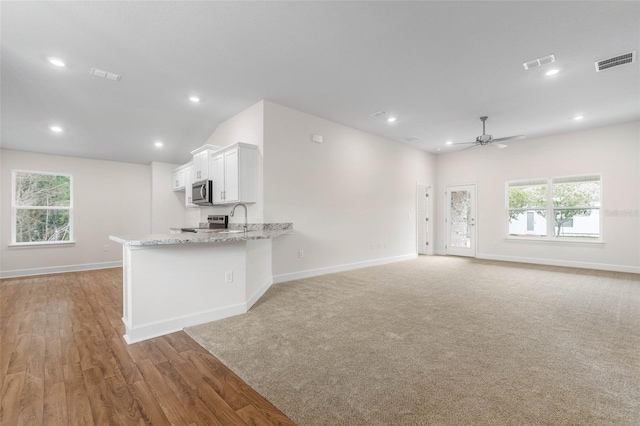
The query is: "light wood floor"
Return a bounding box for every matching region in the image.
[0,268,295,425]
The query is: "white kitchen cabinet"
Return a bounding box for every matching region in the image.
[209,142,257,204]
[211,152,225,203]
[171,164,189,191]
[192,150,208,181]
[183,163,197,208]
[190,144,223,181]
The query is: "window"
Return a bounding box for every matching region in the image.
[507,174,601,241]
[12,170,73,244]
[551,175,600,239]
[507,179,548,237]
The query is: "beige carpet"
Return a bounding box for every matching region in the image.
[185,256,640,425]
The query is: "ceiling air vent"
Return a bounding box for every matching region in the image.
[90,67,122,81]
[399,136,420,143]
[523,54,555,70]
[369,110,386,118]
[595,51,636,72]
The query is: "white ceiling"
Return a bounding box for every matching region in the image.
[1,1,639,165]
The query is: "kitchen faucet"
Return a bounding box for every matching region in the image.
[230,203,248,235]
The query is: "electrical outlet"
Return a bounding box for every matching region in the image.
[298,250,304,258]
[103,245,109,252]
[225,271,233,283]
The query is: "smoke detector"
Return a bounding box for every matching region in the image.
[595,51,636,72]
[523,54,556,70]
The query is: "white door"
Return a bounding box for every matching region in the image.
[445,184,476,257]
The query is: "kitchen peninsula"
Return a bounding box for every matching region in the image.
[110,223,292,344]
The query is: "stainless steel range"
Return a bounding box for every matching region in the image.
[180,215,243,234]
[181,215,227,233]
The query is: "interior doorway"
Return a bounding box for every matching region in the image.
[445,184,476,257]
[417,184,433,255]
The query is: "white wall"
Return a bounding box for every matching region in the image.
[262,101,437,279]
[0,150,151,277]
[198,101,265,225]
[150,162,188,233]
[435,121,640,273]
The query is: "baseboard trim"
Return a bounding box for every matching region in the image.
[123,303,246,344]
[273,253,418,284]
[246,279,273,310]
[477,253,640,274]
[0,261,123,279]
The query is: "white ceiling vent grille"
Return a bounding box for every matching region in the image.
[595,51,636,72]
[399,136,420,143]
[90,68,122,81]
[523,54,555,70]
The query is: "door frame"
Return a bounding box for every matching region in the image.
[445,183,477,257]
[416,183,433,255]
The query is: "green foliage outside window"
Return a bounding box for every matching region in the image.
[551,180,600,237]
[14,172,72,243]
[508,176,600,238]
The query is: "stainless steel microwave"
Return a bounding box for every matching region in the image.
[192,180,213,206]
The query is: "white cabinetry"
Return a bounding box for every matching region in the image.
[183,163,197,208]
[192,150,208,181]
[210,143,257,204]
[171,164,189,191]
[190,144,223,181]
[211,152,225,203]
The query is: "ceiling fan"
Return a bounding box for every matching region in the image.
[454,116,525,149]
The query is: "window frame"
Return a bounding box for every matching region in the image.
[11,169,75,246]
[505,173,602,243]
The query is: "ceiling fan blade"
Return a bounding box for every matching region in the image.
[492,142,507,149]
[492,135,525,143]
[452,141,477,145]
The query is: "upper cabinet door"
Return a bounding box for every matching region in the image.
[193,150,210,181]
[223,148,239,202]
[172,168,186,191]
[184,164,197,208]
[211,153,225,203]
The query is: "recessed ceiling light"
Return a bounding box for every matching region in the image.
[545,69,560,76]
[50,125,63,133]
[154,141,164,148]
[189,96,201,103]
[573,115,584,120]
[445,141,453,145]
[48,57,66,67]
[387,117,397,123]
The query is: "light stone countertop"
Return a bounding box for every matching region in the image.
[110,223,292,246]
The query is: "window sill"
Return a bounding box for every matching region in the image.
[9,241,76,248]
[504,237,604,245]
